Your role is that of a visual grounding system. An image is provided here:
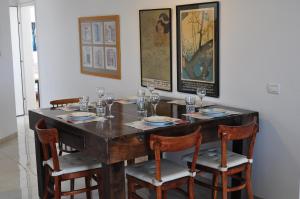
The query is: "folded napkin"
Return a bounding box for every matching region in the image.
[57,114,106,124]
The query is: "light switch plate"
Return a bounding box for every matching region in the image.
[267,83,280,94]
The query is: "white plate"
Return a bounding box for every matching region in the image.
[68,112,96,118]
[69,116,96,121]
[144,121,174,127]
[144,116,174,123]
[200,108,226,115]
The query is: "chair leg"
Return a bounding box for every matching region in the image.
[221,172,227,199]
[156,186,162,199]
[162,190,167,199]
[188,177,195,199]
[246,164,254,199]
[85,176,92,199]
[96,170,104,199]
[212,174,218,199]
[54,176,61,199]
[43,168,50,199]
[70,179,75,199]
[127,177,135,199]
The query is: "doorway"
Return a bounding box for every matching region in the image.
[9,5,40,116]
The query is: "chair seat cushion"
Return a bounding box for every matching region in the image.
[44,152,102,176]
[126,159,193,186]
[183,148,250,171]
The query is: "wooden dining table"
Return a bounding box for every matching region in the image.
[28,98,258,199]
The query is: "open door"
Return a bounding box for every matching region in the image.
[9,5,40,116]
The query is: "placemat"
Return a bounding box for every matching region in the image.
[57,114,106,124]
[125,117,187,130]
[184,108,241,120]
[167,100,215,108]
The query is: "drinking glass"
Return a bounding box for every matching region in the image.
[136,96,147,119]
[105,93,115,118]
[137,88,146,97]
[185,95,196,113]
[147,82,155,94]
[196,87,206,108]
[96,87,105,99]
[96,99,106,117]
[150,93,160,116]
[79,96,89,111]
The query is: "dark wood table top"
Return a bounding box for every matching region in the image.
[29,100,258,141]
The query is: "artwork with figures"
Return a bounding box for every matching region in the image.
[139,9,172,91]
[177,2,219,97]
[79,15,121,79]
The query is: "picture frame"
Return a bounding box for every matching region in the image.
[139,8,172,91]
[79,15,121,79]
[176,2,219,97]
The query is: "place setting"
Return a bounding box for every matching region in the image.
[125,89,188,130]
[57,111,106,124]
[115,84,153,105]
[181,89,241,119]
[56,87,114,124]
[167,87,215,108]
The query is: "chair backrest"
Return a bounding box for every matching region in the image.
[150,127,202,181]
[218,117,258,168]
[35,119,60,171]
[50,98,80,108]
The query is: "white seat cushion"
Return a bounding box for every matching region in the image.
[44,152,102,176]
[126,159,193,186]
[183,148,250,171]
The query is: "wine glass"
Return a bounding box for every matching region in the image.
[105,93,115,118]
[137,88,146,97]
[147,82,155,94]
[96,87,105,99]
[150,93,160,116]
[196,87,206,108]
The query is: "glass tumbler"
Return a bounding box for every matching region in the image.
[185,95,196,113]
[136,96,147,119]
[79,96,89,111]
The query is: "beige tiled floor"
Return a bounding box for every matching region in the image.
[0,116,221,199]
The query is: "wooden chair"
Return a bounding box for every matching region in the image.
[50,98,80,156]
[126,127,202,199]
[50,98,80,108]
[183,118,258,199]
[35,119,103,199]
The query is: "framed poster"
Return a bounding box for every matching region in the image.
[176,2,219,97]
[139,8,172,91]
[79,15,121,79]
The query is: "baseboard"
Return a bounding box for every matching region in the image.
[0,132,17,144]
[255,196,264,199]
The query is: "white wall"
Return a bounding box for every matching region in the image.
[10,7,25,116]
[35,0,300,198]
[0,0,17,139]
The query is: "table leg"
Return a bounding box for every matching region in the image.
[102,161,126,199]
